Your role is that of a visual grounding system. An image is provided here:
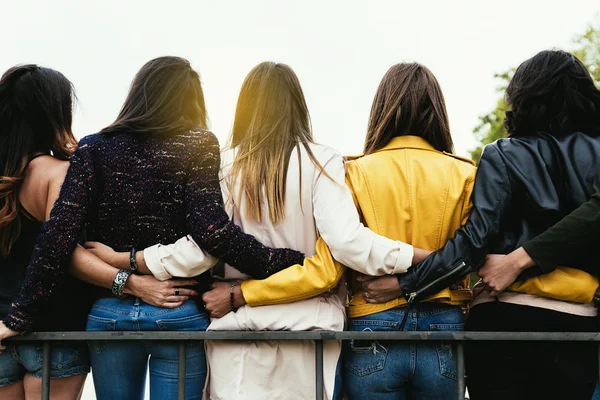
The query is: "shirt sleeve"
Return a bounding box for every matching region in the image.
[184,131,305,279]
[241,236,345,306]
[3,142,97,332]
[143,235,219,281]
[523,167,600,274]
[313,150,414,275]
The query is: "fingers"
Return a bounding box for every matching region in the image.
[165,295,192,303]
[167,279,198,288]
[162,302,185,309]
[166,288,198,297]
[357,275,377,282]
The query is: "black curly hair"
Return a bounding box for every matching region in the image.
[504,50,600,137]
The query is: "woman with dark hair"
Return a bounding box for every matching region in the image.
[0,65,90,399]
[337,63,476,399]
[393,50,600,400]
[0,56,308,400]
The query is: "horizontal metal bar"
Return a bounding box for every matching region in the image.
[7,331,600,342]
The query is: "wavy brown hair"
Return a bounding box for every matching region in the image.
[364,62,454,154]
[228,62,330,223]
[0,65,77,257]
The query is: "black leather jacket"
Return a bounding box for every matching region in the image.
[398,131,600,303]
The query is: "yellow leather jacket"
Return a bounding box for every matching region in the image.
[344,136,476,318]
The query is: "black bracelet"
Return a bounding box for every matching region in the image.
[111,269,132,299]
[230,283,238,313]
[130,247,138,272]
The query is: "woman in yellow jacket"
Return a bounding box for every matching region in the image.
[337,63,476,399]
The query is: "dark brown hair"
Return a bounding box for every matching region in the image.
[364,62,454,154]
[102,56,208,137]
[0,64,77,257]
[505,50,600,137]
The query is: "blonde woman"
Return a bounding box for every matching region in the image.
[86,62,429,399]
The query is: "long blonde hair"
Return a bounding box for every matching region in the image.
[229,62,329,223]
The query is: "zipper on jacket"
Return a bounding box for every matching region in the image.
[405,261,467,305]
[399,261,467,331]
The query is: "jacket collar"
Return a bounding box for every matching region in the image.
[345,136,442,162]
[376,135,437,153]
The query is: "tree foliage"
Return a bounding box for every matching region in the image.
[470,21,600,163]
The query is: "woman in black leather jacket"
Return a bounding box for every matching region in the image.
[395,50,600,400]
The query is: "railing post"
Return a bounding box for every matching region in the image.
[456,343,466,400]
[315,339,324,400]
[41,341,51,400]
[178,342,187,400]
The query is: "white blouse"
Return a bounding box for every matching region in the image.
[144,143,414,281]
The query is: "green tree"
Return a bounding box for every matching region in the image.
[470,22,600,163]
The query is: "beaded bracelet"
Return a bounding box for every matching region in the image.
[111,269,132,299]
[230,283,238,313]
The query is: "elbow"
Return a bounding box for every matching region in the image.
[316,267,345,292]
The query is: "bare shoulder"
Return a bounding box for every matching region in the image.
[27,156,69,186]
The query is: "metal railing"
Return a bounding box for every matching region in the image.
[8,331,600,400]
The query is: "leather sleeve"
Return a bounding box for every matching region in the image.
[397,145,513,302]
[523,167,600,274]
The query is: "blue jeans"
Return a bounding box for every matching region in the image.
[593,382,600,400]
[86,298,208,400]
[0,343,89,387]
[344,304,464,400]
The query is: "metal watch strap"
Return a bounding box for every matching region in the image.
[111,269,132,299]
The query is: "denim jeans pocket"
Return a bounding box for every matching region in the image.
[86,314,117,354]
[429,323,464,380]
[155,313,208,332]
[344,319,397,377]
[34,345,84,371]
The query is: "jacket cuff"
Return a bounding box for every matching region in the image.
[397,268,418,301]
[392,241,414,275]
[143,245,173,281]
[3,313,31,335]
[521,243,556,273]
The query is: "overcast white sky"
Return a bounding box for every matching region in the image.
[3,0,599,158]
[2,1,600,397]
